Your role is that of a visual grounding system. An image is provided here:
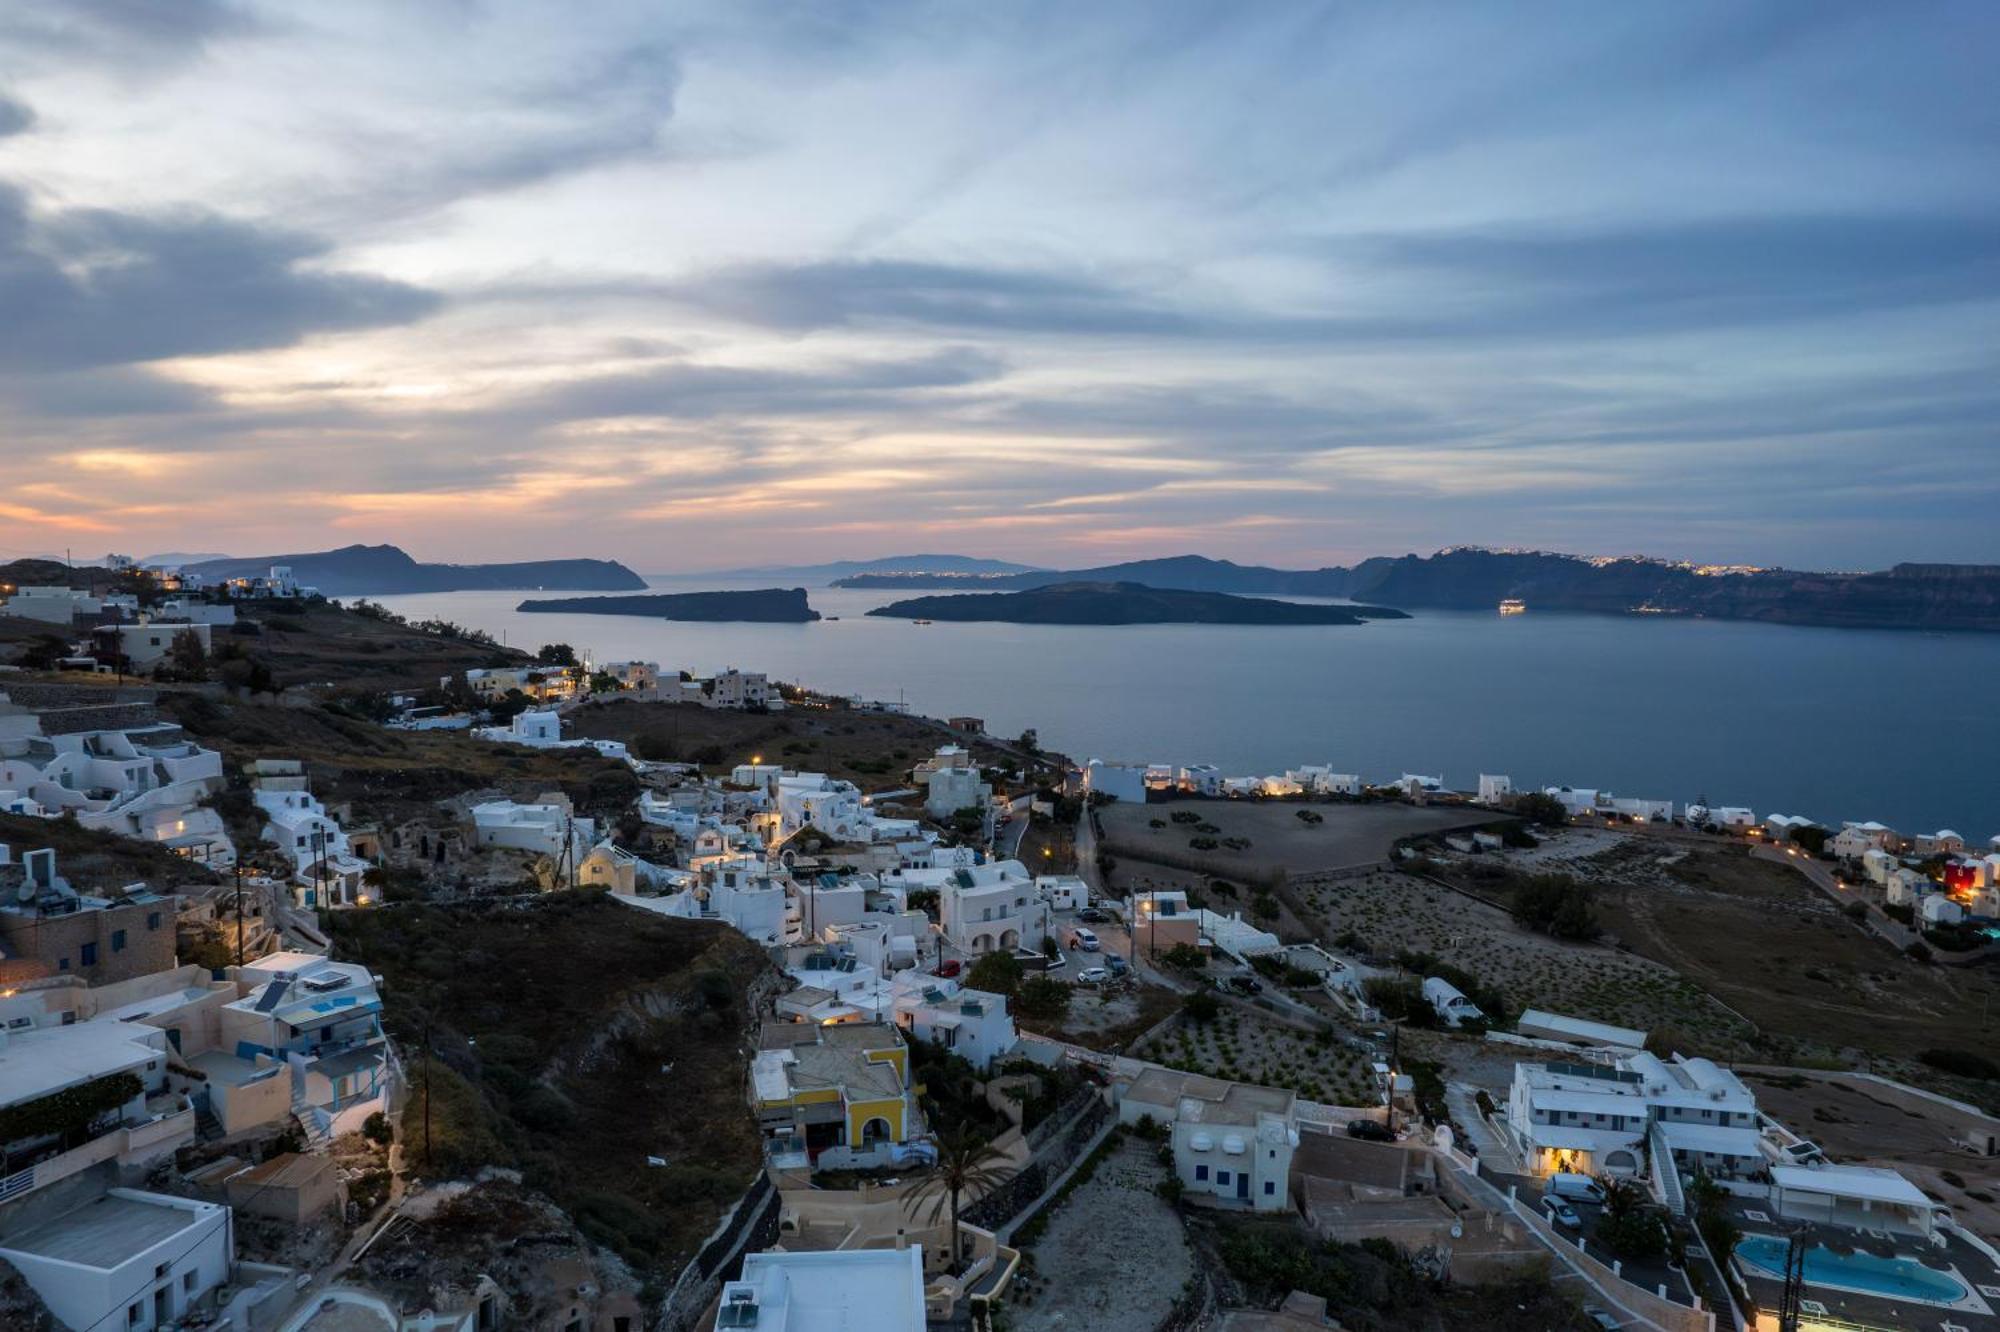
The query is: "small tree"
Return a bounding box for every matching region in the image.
[167,629,210,681]
[903,1124,1011,1275]
[966,951,1023,996]
[1160,943,1207,972]
[1182,989,1220,1023]
[536,642,579,666]
[1015,976,1071,1021]
[1594,1177,1665,1261]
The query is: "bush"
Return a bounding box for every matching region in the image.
[361,1111,394,1147]
[1921,1048,2000,1081]
[1882,901,1915,925]
[1161,943,1207,972]
[967,950,1025,995]
[1016,976,1071,1021]
[1515,792,1569,826]
[1509,874,1601,941]
[1182,990,1221,1023]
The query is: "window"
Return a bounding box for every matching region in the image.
[1264,1181,1276,1196]
[183,1272,196,1292]
[58,957,70,972]
[156,1264,169,1279]
[1216,1170,1231,1187]
[148,912,162,930]
[81,943,98,967]
[129,1304,142,1326]
[113,930,128,953]
[1194,1164,1208,1181]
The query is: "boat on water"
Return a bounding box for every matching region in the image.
[914,618,933,625]
[1498,598,1527,615]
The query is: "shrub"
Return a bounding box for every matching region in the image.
[1161,943,1207,972]
[1182,990,1221,1023]
[968,951,1025,996]
[1509,874,1601,941]
[1921,1048,2000,1081]
[1016,976,1071,1021]
[361,1111,394,1147]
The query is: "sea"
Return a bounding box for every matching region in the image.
[368,578,2000,838]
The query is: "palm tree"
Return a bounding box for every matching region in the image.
[902,1123,1011,1275]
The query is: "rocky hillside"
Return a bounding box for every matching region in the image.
[329,893,773,1274]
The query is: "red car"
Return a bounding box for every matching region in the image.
[932,959,963,978]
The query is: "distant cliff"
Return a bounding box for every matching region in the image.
[866,581,1405,626]
[517,587,820,622]
[845,551,2000,632]
[183,544,647,596]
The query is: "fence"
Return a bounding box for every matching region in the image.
[963,1096,1112,1233]
[655,1171,781,1332]
[1153,1269,1217,1332]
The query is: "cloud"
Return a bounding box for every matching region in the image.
[0,184,441,370]
[0,1,254,68]
[522,346,1007,423]
[0,95,32,136]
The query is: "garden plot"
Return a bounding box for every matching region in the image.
[1298,870,1753,1052]
[1009,1137,1193,1332]
[1135,1009,1383,1106]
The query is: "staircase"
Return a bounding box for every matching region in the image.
[1647,1121,1686,1216]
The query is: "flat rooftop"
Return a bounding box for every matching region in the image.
[0,1192,218,1269]
[0,1019,162,1105]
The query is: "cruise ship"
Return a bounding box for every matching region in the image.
[1498,598,1527,615]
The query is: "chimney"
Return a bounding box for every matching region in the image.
[895,1228,907,1251]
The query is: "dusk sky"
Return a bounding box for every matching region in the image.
[2,2,1995,572]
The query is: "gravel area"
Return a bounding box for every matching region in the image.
[1009,1139,1193,1332]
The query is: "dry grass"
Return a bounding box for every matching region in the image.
[1136,1008,1382,1106]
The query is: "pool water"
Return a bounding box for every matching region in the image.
[1735,1234,1968,1306]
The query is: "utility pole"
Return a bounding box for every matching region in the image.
[422,1014,433,1170]
[234,861,245,967]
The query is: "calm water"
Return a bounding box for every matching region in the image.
[370,579,2000,837]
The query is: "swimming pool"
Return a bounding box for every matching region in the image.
[1735,1234,1969,1306]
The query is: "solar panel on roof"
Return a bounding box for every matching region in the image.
[253,979,290,1013]
[954,869,975,889]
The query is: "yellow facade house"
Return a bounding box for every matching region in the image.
[750,1021,924,1171]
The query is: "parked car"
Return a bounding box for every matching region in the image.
[1076,967,1110,986]
[1106,955,1129,977]
[1546,1172,1606,1205]
[1540,1196,1582,1230]
[1220,974,1262,996]
[1345,1118,1395,1142]
[932,959,962,978]
[1078,907,1109,923]
[1066,926,1101,951]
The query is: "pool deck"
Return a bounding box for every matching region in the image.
[1726,1207,2000,1330]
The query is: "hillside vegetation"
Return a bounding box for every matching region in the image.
[330,893,771,1274]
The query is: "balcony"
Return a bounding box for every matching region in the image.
[0,1097,194,1201]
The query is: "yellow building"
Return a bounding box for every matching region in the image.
[751,1022,922,1169]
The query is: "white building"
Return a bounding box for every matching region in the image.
[1198,908,1282,960]
[1178,764,1224,796]
[1769,1164,1946,1239]
[0,1189,232,1332]
[0,709,233,866]
[1506,1050,1762,1182]
[721,1246,927,1332]
[0,585,104,624]
[704,668,771,709]
[776,773,918,845]
[1478,774,1513,804]
[1035,874,1089,912]
[892,982,1017,1071]
[1914,829,1966,856]
[253,766,372,909]
[1711,806,1756,830]
[1081,760,1149,805]
[0,1020,192,1201]
[1120,1070,1299,1213]
[222,952,394,1143]
[1920,894,1964,926]
[1422,977,1483,1028]
[469,798,597,862]
[91,621,213,674]
[1831,821,1899,859]
[896,860,1047,957]
[1544,787,1671,822]
[1514,1010,1647,1053]
[922,762,992,822]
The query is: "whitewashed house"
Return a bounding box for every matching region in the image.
[892,982,1017,1070]
[1422,977,1483,1027]
[1478,774,1513,804]
[253,772,372,909]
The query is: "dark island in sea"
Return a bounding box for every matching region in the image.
[180,544,647,596]
[866,581,1407,626]
[837,550,2000,633]
[517,587,820,622]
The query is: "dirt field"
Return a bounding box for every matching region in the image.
[565,696,1050,791]
[1439,831,2000,1069]
[1300,868,1755,1052]
[1749,1074,2000,1241]
[1137,1009,1382,1105]
[1098,798,1498,879]
[1009,1138,1192,1332]
[1020,980,1183,1053]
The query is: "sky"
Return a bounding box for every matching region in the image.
[1,2,1996,574]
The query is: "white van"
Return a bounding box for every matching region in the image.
[1066,926,1101,952]
[1545,1172,1606,1205]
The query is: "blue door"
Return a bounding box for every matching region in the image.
[1236,1171,1249,1201]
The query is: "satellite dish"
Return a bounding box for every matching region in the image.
[1450,1222,1464,1239]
